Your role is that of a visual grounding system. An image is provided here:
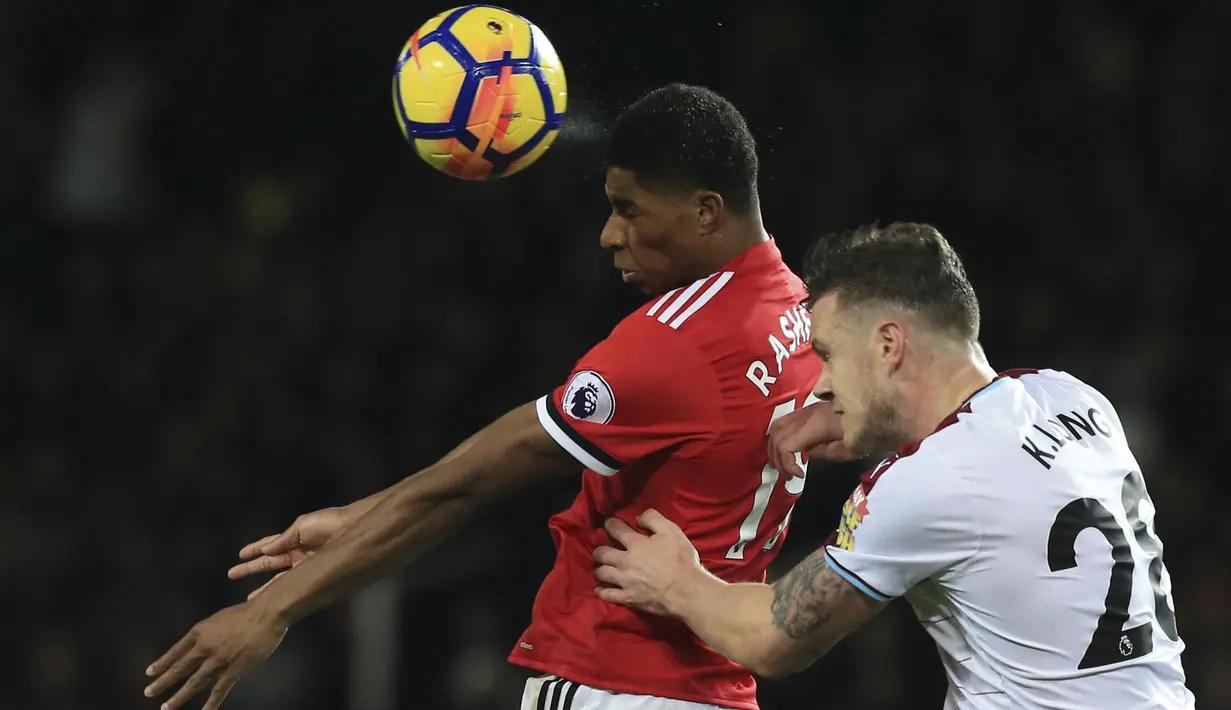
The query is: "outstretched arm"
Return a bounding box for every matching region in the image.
[144,402,578,710]
[145,322,725,710]
[260,400,575,623]
[595,512,886,679]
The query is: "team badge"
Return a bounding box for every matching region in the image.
[561,370,615,424]
[833,485,871,551]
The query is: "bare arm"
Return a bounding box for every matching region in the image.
[672,551,884,678]
[343,428,487,519]
[254,400,577,624]
[595,512,886,679]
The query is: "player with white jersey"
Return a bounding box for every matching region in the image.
[592,222,1196,709]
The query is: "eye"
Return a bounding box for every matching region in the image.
[609,198,639,220]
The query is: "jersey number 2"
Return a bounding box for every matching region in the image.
[1046,470,1179,669]
[726,396,814,560]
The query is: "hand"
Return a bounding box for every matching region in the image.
[768,400,860,477]
[144,602,287,710]
[227,507,351,600]
[593,509,705,616]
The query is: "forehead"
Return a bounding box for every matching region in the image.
[604,167,690,211]
[604,167,647,199]
[809,293,841,336]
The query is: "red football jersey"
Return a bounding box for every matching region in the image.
[508,240,823,709]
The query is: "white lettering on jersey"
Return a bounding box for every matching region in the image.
[745,361,777,397]
[779,304,810,352]
[745,305,813,398]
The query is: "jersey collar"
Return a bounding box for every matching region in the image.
[719,236,783,276]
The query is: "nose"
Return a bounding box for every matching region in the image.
[812,368,833,402]
[600,214,627,251]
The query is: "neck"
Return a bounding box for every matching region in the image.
[704,213,769,271]
[907,341,997,441]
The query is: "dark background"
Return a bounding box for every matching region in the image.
[2,0,1228,708]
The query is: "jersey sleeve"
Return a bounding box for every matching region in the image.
[823,450,979,601]
[535,322,723,475]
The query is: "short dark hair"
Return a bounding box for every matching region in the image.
[802,222,981,340]
[606,83,759,214]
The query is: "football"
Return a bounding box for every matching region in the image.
[392,5,568,180]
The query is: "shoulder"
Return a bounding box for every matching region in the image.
[597,272,740,368]
[860,443,959,501]
[932,367,1125,459]
[631,270,741,332]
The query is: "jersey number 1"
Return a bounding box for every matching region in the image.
[1046,469,1179,669]
[726,396,814,560]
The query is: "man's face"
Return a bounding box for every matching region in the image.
[809,293,912,455]
[599,167,705,296]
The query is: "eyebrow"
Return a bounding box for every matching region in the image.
[811,340,829,356]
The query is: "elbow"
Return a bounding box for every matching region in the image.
[741,634,826,680]
[746,655,805,681]
[747,660,793,681]
[739,637,809,680]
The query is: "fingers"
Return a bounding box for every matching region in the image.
[768,440,799,478]
[202,674,238,710]
[778,450,807,479]
[145,644,203,699]
[592,545,625,567]
[636,508,678,535]
[256,528,302,556]
[227,553,294,581]
[160,660,219,710]
[603,517,642,547]
[594,564,623,586]
[595,585,634,606]
[147,633,196,679]
[767,436,784,475]
[604,511,679,546]
[246,571,286,601]
[237,534,280,561]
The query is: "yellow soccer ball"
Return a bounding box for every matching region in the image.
[392,5,568,180]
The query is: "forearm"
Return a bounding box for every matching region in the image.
[254,402,573,624]
[259,466,474,623]
[667,551,879,678]
[345,430,485,518]
[666,571,788,676]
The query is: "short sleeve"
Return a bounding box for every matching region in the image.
[823,451,979,601]
[536,322,722,475]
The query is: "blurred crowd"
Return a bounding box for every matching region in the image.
[1,1,1228,708]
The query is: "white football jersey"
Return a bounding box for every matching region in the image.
[825,369,1195,710]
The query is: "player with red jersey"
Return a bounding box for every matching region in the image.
[514,226,819,708]
[142,84,823,710]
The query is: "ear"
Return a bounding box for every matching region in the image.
[695,191,723,235]
[876,320,908,370]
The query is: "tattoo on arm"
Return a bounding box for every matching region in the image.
[770,550,844,640]
[763,549,887,673]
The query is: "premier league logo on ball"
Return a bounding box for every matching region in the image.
[561,371,615,424]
